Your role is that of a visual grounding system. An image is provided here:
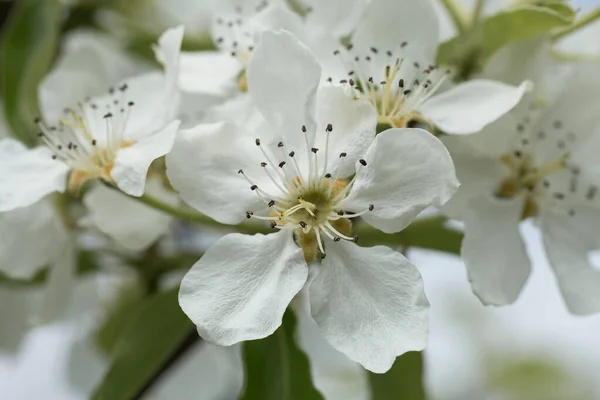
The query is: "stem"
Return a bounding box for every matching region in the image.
[439,0,469,33]
[552,6,600,40]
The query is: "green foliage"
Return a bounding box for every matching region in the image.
[437,4,574,80]
[369,352,426,400]
[91,288,194,400]
[0,0,63,145]
[240,310,324,400]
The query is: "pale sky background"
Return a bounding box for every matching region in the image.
[1,0,600,399]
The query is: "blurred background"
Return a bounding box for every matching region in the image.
[1,0,600,399]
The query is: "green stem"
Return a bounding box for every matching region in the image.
[439,0,469,33]
[552,6,600,40]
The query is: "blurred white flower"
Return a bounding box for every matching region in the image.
[443,61,600,315]
[321,0,531,134]
[167,30,458,373]
[0,27,183,213]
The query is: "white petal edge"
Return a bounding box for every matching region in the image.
[0,138,69,212]
[420,80,532,135]
[341,128,459,233]
[310,240,429,373]
[179,231,308,345]
[112,120,180,197]
[540,209,600,315]
[462,194,531,306]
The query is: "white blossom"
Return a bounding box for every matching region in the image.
[167,30,458,372]
[318,0,531,134]
[443,61,600,315]
[0,27,183,213]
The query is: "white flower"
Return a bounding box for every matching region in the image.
[443,62,600,315]
[0,26,183,213]
[167,30,459,372]
[320,0,530,134]
[177,0,336,97]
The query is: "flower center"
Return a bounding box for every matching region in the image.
[35,84,135,193]
[239,124,374,261]
[493,117,592,219]
[330,43,449,129]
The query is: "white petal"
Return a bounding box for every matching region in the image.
[0,198,67,279]
[112,120,179,197]
[247,30,321,148]
[153,26,184,117]
[293,288,370,400]
[310,240,429,373]
[462,195,531,306]
[540,208,600,315]
[313,85,377,178]
[83,178,176,251]
[351,0,439,62]
[179,231,307,345]
[440,135,506,219]
[166,121,278,225]
[38,30,146,124]
[304,0,366,37]
[420,80,531,135]
[341,128,459,233]
[0,138,69,212]
[179,51,242,96]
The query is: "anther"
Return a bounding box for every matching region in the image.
[311,148,319,153]
[289,151,295,157]
[279,161,286,168]
[353,235,360,243]
[270,221,277,228]
[320,253,327,259]
[514,150,522,158]
[250,185,258,190]
[370,47,378,53]
[326,124,333,132]
[277,141,284,147]
[255,138,261,146]
[246,211,253,219]
[92,139,97,145]
[268,200,275,207]
[359,159,367,166]
[325,173,332,178]
[33,117,42,124]
[238,169,244,174]
[299,221,307,228]
[301,125,307,133]
[119,83,128,92]
[128,101,134,106]
[369,204,374,211]
[399,79,404,88]
[103,112,113,119]
[339,152,347,158]
[337,210,344,216]
[51,155,57,160]
[260,162,267,167]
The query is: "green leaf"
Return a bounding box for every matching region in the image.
[0,0,63,145]
[369,352,426,400]
[240,310,324,400]
[91,288,193,400]
[357,216,463,255]
[437,5,573,80]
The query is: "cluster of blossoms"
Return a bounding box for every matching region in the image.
[1,0,600,397]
